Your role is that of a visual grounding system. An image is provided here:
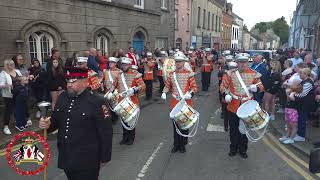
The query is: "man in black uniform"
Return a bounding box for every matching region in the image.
[39,67,113,180]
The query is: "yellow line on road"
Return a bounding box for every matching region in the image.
[263,136,315,180]
[266,133,320,178]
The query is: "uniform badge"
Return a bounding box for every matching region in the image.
[101,105,110,118]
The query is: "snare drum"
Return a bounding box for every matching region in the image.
[113,97,140,124]
[236,100,269,130]
[170,100,199,130]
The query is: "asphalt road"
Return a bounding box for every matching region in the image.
[0,73,317,180]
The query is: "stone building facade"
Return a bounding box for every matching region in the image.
[0,0,174,65]
[174,0,192,50]
[191,0,223,49]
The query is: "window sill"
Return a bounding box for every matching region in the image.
[134,5,144,9]
[161,7,169,12]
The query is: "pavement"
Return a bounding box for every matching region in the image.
[270,111,320,156]
[0,71,319,180]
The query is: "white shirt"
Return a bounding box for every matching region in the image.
[290,57,303,68]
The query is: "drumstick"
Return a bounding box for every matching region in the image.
[43,117,51,180]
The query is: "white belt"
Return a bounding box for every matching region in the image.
[229,93,251,101]
[132,65,138,70]
[172,94,181,100]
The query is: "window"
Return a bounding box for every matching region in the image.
[197,7,201,28]
[215,16,218,32]
[95,34,109,55]
[156,38,168,49]
[134,0,144,9]
[203,9,206,29]
[175,9,178,30]
[187,13,190,32]
[219,17,221,32]
[176,38,182,49]
[212,14,214,31]
[207,12,210,30]
[28,31,54,63]
[161,0,167,9]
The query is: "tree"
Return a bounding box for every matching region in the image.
[243,24,248,31]
[252,22,272,33]
[272,17,289,44]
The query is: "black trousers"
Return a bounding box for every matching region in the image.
[208,71,212,87]
[64,168,100,180]
[228,111,248,154]
[222,102,228,130]
[111,111,118,124]
[158,76,165,94]
[201,72,210,91]
[145,80,153,100]
[3,97,14,127]
[172,122,188,147]
[122,127,135,142]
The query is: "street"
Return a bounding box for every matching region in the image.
[0,73,317,180]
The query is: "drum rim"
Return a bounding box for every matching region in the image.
[236,100,259,118]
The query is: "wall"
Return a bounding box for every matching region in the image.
[175,0,192,50]
[0,0,170,65]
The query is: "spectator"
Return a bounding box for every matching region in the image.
[127,47,138,70]
[28,59,46,118]
[263,60,282,120]
[47,58,66,110]
[251,55,269,104]
[83,50,90,57]
[304,53,318,80]
[87,48,101,76]
[46,48,63,72]
[98,49,108,71]
[279,75,302,144]
[65,52,78,67]
[12,76,29,131]
[12,55,28,76]
[292,68,316,142]
[0,59,22,135]
[290,51,303,68]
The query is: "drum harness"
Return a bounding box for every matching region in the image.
[234,70,269,142]
[172,72,199,138]
[118,72,140,130]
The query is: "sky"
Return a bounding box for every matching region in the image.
[229,0,298,30]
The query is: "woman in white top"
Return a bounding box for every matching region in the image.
[0,59,22,135]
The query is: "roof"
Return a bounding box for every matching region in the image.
[232,13,243,21]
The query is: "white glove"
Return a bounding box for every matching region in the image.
[161,93,167,100]
[249,84,257,92]
[182,92,192,100]
[225,94,232,103]
[105,92,113,100]
[127,88,135,97]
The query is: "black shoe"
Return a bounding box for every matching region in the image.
[179,146,186,153]
[228,151,237,157]
[239,152,248,159]
[119,139,126,145]
[171,146,179,153]
[125,139,134,145]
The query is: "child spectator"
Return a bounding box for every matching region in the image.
[13,76,29,131]
[263,60,282,120]
[279,76,302,144]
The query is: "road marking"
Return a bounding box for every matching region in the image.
[266,133,320,178]
[206,124,225,132]
[136,142,163,180]
[214,107,221,116]
[263,136,315,180]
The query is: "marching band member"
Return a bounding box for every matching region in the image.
[39,66,112,180]
[201,48,212,91]
[189,50,197,72]
[118,57,145,145]
[220,54,264,159]
[161,52,198,153]
[169,50,174,59]
[103,57,121,123]
[157,51,167,94]
[127,47,139,70]
[76,57,101,93]
[142,52,156,100]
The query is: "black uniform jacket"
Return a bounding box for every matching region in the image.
[48,89,113,170]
